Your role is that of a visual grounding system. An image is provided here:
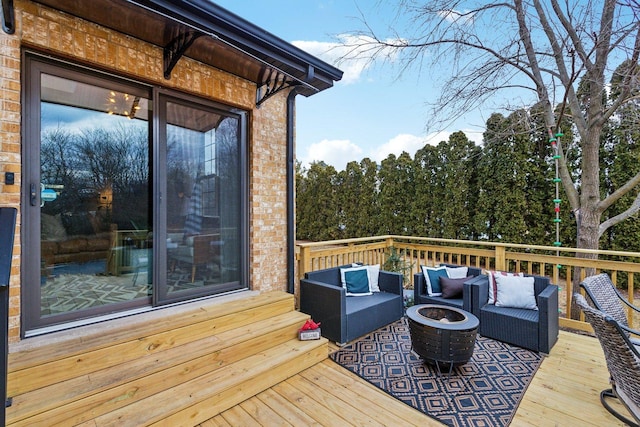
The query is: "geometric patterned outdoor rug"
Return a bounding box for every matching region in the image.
[41,263,222,315]
[330,317,543,427]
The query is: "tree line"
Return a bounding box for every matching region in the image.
[296,107,640,252]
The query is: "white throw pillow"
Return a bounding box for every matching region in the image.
[487,271,524,304]
[444,266,469,279]
[495,275,538,310]
[366,264,381,292]
[421,265,447,296]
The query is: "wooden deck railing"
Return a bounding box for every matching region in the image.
[296,235,640,332]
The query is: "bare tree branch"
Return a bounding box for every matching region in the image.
[602,26,640,122]
[599,170,640,214]
[599,191,640,237]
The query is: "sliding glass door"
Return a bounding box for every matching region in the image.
[22,54,247,334]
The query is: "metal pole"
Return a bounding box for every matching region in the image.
[0,207,17,426]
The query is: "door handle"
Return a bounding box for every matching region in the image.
[30,183,37,206]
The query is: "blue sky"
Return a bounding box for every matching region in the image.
[214,0,486,170]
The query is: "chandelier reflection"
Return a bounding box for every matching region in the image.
[106,91,141,119]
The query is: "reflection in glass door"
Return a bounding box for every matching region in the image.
[39,74,152,317]
[159,97,244,304]
[24,57,153,331]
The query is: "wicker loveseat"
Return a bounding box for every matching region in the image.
[471,273,559,353]
[299,264,403,344]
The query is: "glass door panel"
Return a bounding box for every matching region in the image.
[38,72,151,321]
[159,97,244,303]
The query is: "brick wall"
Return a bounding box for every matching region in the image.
[250,94,289,292]
[0,0,290,341]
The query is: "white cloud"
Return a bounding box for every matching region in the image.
[299,139,363,171]
[299,129,484,171]
[369,133,430,163]
[437,9,475,25]
[370,129,484,162]
[293,34,404,85]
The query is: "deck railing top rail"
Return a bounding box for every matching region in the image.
[298,235,640,259]
[296,235,640,333]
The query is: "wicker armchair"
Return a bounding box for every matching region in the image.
[471,273,558,353]
[580,273,640,347]
[300,264,403,344]
[574,293,640,426]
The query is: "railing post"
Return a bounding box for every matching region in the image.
[495,245,506,271]
[386,237,394,250]
[0,207,17,426]
[299,245,312,283]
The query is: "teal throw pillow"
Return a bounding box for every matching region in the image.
[423,266,448,296]
[344,268,372,296]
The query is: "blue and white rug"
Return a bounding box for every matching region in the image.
[330,317,543,427]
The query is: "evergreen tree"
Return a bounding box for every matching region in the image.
[358,158,381,236]
[513,108,557,247]
[438,131,479,239]
[337,161,363,238]
[475,113,530,242]
[412,144,441,237]
[378,152,415,235]
[295,161,340,241]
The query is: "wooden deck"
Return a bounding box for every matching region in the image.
[203,330,629,426]
[7,290,630,426]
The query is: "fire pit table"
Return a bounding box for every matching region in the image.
[406,304,479,374]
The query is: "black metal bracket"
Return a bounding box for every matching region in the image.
[1,0,14,34]
[163,30,203,79]
[256,65,314,108]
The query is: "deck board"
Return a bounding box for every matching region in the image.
[270,380,353,427]
[256,388,323,426]
[238,397,292,427]
[206,329,628,426]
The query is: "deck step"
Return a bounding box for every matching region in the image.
[90,338,327,427]
[6,291,328,426]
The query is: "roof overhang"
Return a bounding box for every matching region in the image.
[17,0,343,106]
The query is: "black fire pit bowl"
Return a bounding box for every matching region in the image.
[406,304,479,371]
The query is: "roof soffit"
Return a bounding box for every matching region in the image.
[29,0,343,100]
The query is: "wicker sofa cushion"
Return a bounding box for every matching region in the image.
[481,304,540,351]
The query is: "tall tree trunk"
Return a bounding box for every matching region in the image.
[571,129,602,318]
